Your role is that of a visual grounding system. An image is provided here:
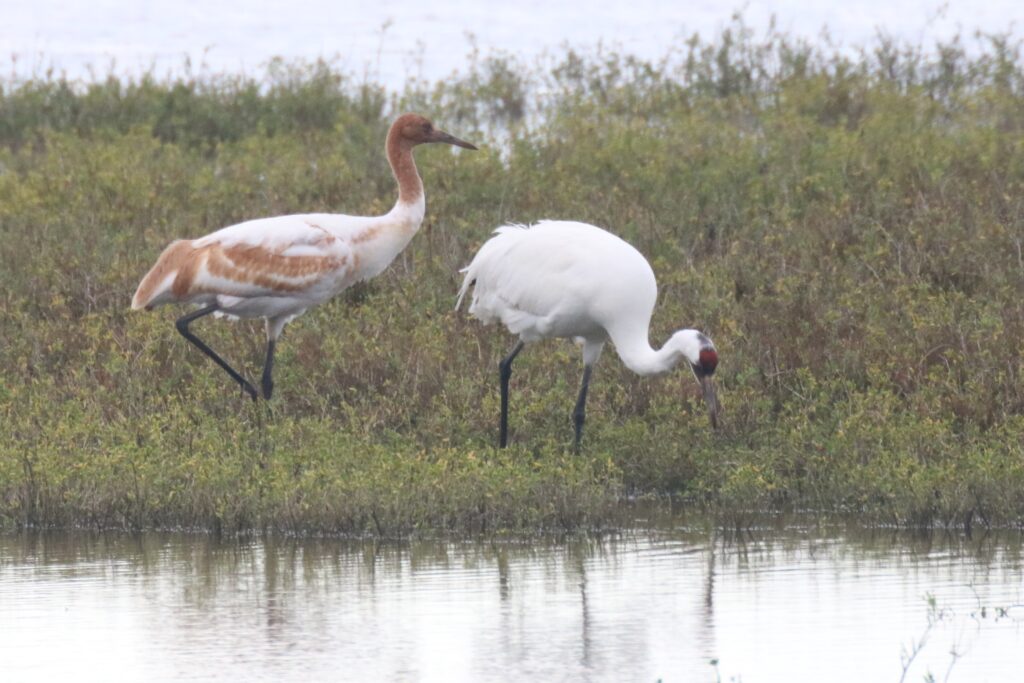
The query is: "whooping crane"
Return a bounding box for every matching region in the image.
[457,220,719,449]
[132,113,477,400]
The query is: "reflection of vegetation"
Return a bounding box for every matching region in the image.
[2,22,1024,532]
[901,591,1024,682]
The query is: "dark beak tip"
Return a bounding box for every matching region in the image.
[698,375,720,430]
[435,131,478,150]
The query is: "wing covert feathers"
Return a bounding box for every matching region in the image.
[132,237,348,310]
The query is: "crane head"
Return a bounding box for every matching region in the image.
[393,113,478,150]
[675,329,720,429]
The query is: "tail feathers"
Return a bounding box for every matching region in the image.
[455,267,474,311]
[455,224,528,311]
[131,240,194,310]
[493,222,528,235]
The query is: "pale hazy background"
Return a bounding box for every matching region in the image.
[3,0,1022,88]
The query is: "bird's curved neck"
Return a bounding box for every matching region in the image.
[386,127,424,207]
[611,329,683,377]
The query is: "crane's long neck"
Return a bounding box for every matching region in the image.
[386,127,424,208]
[346,127,426,279]
[610,327,684,377]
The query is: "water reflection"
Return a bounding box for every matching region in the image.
[1,523,1022,682]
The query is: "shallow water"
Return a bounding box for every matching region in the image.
[2,523,1023,682]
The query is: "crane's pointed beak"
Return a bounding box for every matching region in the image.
[699,374,720,430]
[430,129,478,150]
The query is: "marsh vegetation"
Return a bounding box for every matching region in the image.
[2,23,1023,533]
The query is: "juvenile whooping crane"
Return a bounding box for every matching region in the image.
[132,113,476,400]
[457,220,719,449]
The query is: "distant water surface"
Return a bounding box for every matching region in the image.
[1,524,1023,682]
[3,1,1022,88]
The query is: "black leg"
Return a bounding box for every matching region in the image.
[261,340,276,400]
[175,304,258,401]
[498,340,525,448]
[572,365,594,452]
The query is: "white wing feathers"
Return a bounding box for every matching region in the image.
[456,222,597,339]
[456,224,525,310]
[194,213,361,254]
[457,220,661,344]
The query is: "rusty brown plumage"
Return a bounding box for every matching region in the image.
[387,120,424,205]
[132,240,348,309]
[207,243,346,291]
[131,240,195,310]
[351,224,384,245]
